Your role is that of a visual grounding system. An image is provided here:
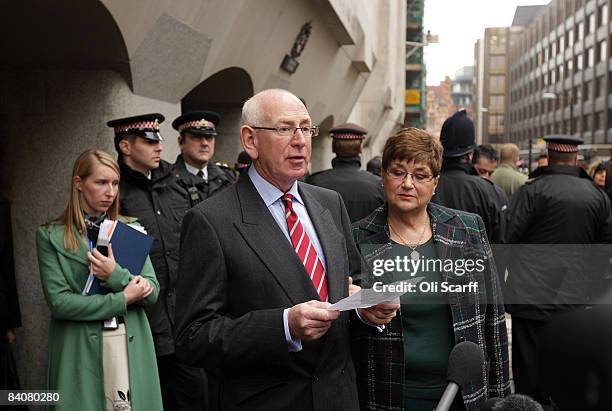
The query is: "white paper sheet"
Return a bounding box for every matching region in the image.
[327,277,424,311]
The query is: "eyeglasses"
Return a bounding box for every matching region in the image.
[250,125,319,137]
[385,168,435,184]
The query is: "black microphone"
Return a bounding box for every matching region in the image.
[435,341,484,411]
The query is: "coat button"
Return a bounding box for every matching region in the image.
[129,336,134,342]
[156,210,161,215]
[312,375,319,383]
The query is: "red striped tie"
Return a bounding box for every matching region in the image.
[282,194,328,302]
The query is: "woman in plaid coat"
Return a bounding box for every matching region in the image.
[351,128,510,411]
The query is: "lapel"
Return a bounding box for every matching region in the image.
[298,184,345,303]
[48,223,89,267]
[233,176,320,305]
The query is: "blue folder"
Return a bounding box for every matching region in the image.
[84,220,154,295]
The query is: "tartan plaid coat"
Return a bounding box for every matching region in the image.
[351,202,510,411]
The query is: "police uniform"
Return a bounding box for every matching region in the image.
[505,135,612,403]
[305,123,384,222]
[431,110,505,244]
[108,114,207,411]
[171,111,235,207]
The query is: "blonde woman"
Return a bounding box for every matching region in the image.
[37,149,162,411]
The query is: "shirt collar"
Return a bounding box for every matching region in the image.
[185,162,208,179]
[247,165,302,207]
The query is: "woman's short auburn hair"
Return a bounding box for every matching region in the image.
[382,127,443,176]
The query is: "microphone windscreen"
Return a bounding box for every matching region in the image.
[492,394,543,411]
[482,397,501,411]
[446,341,484,388]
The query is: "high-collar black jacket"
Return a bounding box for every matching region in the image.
[432,160,505,244]
[119,158,191,355]
[172,155,236,208]
[505,165,612,319]
[306,156,384,223]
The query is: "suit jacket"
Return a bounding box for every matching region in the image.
[351,203,510,411]
[174,174,362,410]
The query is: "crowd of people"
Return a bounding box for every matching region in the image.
[1,87,611,410]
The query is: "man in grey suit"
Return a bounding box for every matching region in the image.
[174,89,398,410]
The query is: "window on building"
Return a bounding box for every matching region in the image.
[587,13,595,34]
[490,55,506,70]
[550,70,556,84]
[567,28,574,46]
[558,64,564,80]
[489,75,505,92]
[559,35,565,53]
[490,95,505,110]
[595,76,603,98]
[566,59,573,76]
[585,114,593,133]
[599,4,608,27]
[587,47,594,67]
[599,40,607,63]
[575,53,583,70]
[594,112,603,131]
[488,114,504,132]
[583,80,592,101]
[577,22,584,41]
[550,42,556,58]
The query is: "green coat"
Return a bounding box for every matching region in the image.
[36,220,163,411]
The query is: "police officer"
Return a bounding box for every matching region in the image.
[171,111,235,207]
[306,123,384,222]
[505,135,612,404]
[431,110,504,243]
[108,113,207,411]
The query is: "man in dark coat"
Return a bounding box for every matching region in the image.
[472,144,509,211]
[108,113,207,411]
[431,110,505,244]
[306,123,384,222]
[0,196,22,393]
[505,135,612,404]
[174,89,397,411]
[171,111,235,208]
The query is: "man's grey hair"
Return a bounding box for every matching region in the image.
[241,89,304,126]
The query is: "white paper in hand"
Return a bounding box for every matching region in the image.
[327,277,424,311]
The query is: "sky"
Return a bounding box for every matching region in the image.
[423,0,551,85]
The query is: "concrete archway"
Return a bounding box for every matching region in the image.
[180,67,254,166]
[0,0,131,85]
